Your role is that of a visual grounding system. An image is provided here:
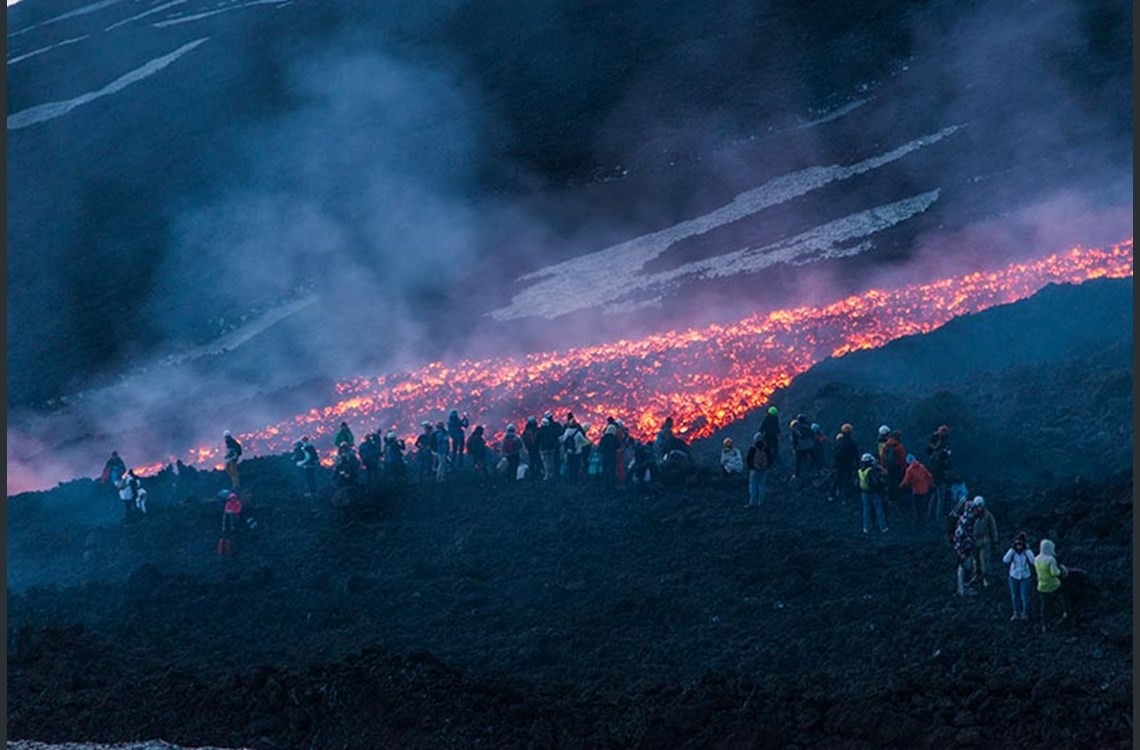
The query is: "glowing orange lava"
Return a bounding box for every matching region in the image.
[135,240,1132,474]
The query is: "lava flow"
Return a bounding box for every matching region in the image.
[142,240,1132,472]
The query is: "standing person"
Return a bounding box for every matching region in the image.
[928,444,954,523]
[101,451,127,487]
[333,443,360,488]
[899,454,933,530]
[720,438,744,476]
[415,422,435,482]
[296,436,320,496]
[811,424,827,471]
[599,423,621,485]
[432,421,450,482]
[116,469,142,525]
[383,432,406,482]
[1034,539,1069,632]
[759,407,781,468]
[1002,532,1036,621]
[971,497,999,588]
[927,424,951,458]
[654,417,675,463]
[857,454,889,534]
[522,416,542,480]
[562,420,586,484]
[223,431,242,489]
[614,419,630,487]
[218,492,242,557]
[831,424,859,504]
[358,433,382,492]
[538,414,560,481]
[745,433,770,507]
[790,415,815,481]
[501,423,523,482]
[447,410,469,467]
[333,421,355,449]
[466,425,489,479]
[953,500,979,596]
[880,430,906,515]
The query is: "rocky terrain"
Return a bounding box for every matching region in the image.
[7,278,1132,749]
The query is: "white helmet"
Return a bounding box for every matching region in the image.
[878,425,890,437]
[973,496,985,508]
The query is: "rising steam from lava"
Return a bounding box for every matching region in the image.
[136,240,1131,473]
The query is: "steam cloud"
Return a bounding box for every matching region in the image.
[6,0,1131,496]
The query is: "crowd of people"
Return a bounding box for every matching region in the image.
[99,405,1078,631]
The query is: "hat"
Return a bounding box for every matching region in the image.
[841,423,853,433]
[906,454,916,464]
[768,406,778,415]
[860,453,874,463]
[223,430,232,438]
[544,411,553,419]
[878,425,890,436]
[422,421,432,428]
[386,431,397,440]
[581,423,591,432]
[811,423,821,432]
[753,432,765,444]
[527,416,537,424]
[938,425,950,434]
[506,423,517,432]
[723,438,733,448]
[973,496,985,508]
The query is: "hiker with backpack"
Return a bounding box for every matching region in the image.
[501,423,523,482]
[562,420,588,484]
[333,443,360,488]
[831,424,859,504]
[759,406,781,468]
[857,454,889,534]
[223,431,243,489]
[1002,532,1035,621]
[745,433,770,507]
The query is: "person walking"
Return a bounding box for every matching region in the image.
[745,433,770,507]
[1034,539,1069,632]
[857,454,889,534]
[1002,532,1035,621]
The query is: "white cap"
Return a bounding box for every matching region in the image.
[878,425,890,437]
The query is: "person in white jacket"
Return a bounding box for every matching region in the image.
[1001,532,1035,621]
[720,438,744,476]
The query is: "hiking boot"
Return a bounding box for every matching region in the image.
[1010,614,1019,621]
[862,528,869,534]
[880,527,889,533]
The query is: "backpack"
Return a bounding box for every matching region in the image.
[563,430,580,453]
[750,446,769,471]
[858,466,882,492]
[881,444,901,472]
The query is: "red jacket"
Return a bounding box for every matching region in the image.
[900,461,934,495]
[224,498,243,515]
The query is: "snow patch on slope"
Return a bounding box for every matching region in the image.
[7,37,208,129]
[490,126,961,321]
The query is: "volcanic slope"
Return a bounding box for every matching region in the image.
[709,276,1133,483]
[7,280,1133,750]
